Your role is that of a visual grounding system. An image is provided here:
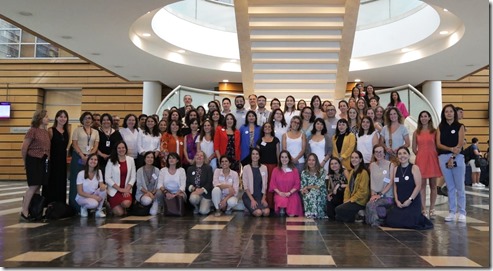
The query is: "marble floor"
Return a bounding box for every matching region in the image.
[0,181,490,268]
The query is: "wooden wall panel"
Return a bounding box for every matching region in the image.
[441,66,490,152]
[0,59,144,180]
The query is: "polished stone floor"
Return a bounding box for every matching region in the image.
[0,181,490,268]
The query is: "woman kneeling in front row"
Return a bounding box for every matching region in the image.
[212,156,239,216]
[242,148,270,217]
[76,153,107,218]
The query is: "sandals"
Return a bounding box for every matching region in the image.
[429,209,436,220]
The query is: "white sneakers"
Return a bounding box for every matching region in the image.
[95,210,106,218]
[472,183,486,188]
[80,207,88,217]
[445,213,467,222]
[149,202,158,216]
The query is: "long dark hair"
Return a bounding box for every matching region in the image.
[310,118,327,135]
[199,119,215,141]
[416,110,436,135]
[328,157,345,175]
[143,115,160,137]
[243,110,259,127]
[84,153,101,181]
[110,140,128,164]
[350,150,368,177]
[52,109,69,132]
[277,150,295,169]
[388,91,401,107]
[268,108,287,128]
[439,104,460,129]
[358,116,375,137]
[122,113,139,130]
[334,118,350,139]
[304,153,323,178]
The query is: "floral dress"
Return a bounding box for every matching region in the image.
[301,169,327,218]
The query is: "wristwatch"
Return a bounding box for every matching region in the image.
[408,197,413,202]
[377,192,382,196]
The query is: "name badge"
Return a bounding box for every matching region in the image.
[261,172,266,176]
[383,177,390,183]
[404,176,410,181]
[394,177,399,183]
[245,131,249,134]
[285,168,293,173]
[261,141,267,146]
[219,176,225,181]
[451,130,456,134]
[331,125,336,129]
[227,178,233,183]
[192,171,196,175]
[106,141,111,147]
[86,145,91,152]
[383,170,387,175]
[179,141,183,145]
[152,173,158,180]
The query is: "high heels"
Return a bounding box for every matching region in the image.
[20,212,33,222]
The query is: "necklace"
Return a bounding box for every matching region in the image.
[400,164,410,180]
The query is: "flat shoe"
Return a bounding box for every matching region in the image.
[20,213,33,222]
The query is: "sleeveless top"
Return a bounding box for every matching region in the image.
[286,133,305,163]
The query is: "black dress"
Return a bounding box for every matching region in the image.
[43,127,69,204]
[385,164,433,230]
[97,129,123,177]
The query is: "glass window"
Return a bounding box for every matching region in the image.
[0,30,20,43]
[0,44,19,58]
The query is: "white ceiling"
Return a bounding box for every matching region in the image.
[0,0,489,90]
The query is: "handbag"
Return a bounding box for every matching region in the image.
[45,201,76,219]
[29,193,46,220]
[128,201,151,216]
[164,195,185,216]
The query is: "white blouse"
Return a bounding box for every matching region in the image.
[137,129,161,155]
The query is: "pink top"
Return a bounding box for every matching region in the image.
[269,167,303,216]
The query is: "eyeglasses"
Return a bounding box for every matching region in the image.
[374,150,384,154]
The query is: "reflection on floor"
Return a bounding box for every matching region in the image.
[0,181,489,268]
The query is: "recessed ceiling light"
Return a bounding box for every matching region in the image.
[354,79,361,82]
[177,49,186,54]
[443,8,448,12]
[223,79,229,82]
[61,35,72,39]
[401,48,411,52]
[19,11,33,16]
[142,33,151,37]
[439,31,449,35]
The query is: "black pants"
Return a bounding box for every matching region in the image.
[335,202,365,222]
[326,192,344,220]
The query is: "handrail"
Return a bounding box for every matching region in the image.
[156,85,243,114]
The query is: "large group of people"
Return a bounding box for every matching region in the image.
[19,88,473,230]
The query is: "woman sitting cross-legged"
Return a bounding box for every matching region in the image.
[335,151,370,222]
[135,151,162,216]
[212,155,240,216]
[269,150,304,217]
[158,152,187,216]
[242,148,270,217]
[76,153,107,218]
[105,141,136,217]
[300,153,328,219]
[186,151,214,215]
[385,147,433,230]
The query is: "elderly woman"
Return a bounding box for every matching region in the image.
[186,151,214,215]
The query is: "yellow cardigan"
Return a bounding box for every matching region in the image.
[332,133,356,170]
[343,169,370,206]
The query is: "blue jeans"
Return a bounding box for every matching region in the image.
[438,153,466,215]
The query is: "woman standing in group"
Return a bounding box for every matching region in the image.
[270,98,281,111]
[365,144,394,226]
[183,118,200,169]
[69,112,99,212]
[239,111,261,166]
[282,116,306,175]
[105,141,136,217]
[350,86,361,100]
[306,118,331,172]
[120,114,140,164]
[386,147,433,229]
[214,113,241,173]
[97,113,123,175]
[76,153,107,218]
[300,153,327,219]
[357,116,379,166]
[21,109,51,221]
[135,151,161,216]
[387,91,409,119]
[332,119,356,170]
[186,151,214,215]
[212,156,240,216]
[300,107,315,139]
[412,111,442,219]
[158,152,187,216]
[256,122,280,211]
[43,109,69,204]
[436,104,466,222]
[283,95,300,125]
[209,109,223,130]
[297,99,306,111]
[269,108,288,143]
[338,100,349,120]
[242,148,270,217]
[197,119,217,172]
[374,106,386,129]
[161,120,185,168]
[311,95,326,120]
[269,151,303,217]
[158,119,167,135]
[356,98,368,120]
[326,158,348,220]
[366,108,382,133]
[196,105,207,124]
[137,115,161,169]
[335,151,370,223]
[380,107,410,163]
[347,107,360,137]
[363,84,380,107]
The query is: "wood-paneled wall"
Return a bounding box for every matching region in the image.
[0,59,144,180]
[442,67,490,152]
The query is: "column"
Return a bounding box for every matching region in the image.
[142,81,162,115]
[422,81,442,121]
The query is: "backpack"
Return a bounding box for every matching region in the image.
[462,145,475,163]
[45,201,76,220]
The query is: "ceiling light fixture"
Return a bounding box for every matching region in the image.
[222,80,229,83]
[177,49,186,54]
[354,79,361,82]
[229,59,237,63]
[439,31,449,35]
[19,11,33,16]
[142,33,151,37]
[443,8,448,12]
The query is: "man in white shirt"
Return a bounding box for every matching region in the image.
[248,94,258,111]
[222,97,232,116]
[256,95,270,126]
[234,95,247,129]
